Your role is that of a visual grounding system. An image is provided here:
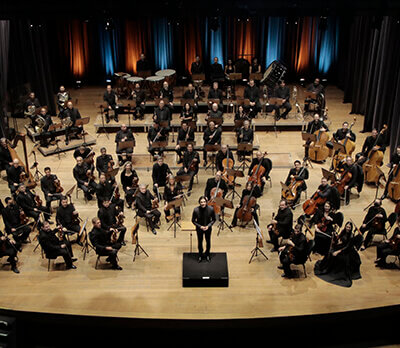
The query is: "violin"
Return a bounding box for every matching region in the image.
[248,152,267,187]
[221,147,234,186]
[151,198,159,209]
[270,212,279,236]
[86,170,96,181]
[317,213,332,233]
[20,210,29,225]
[117,212,125,226]
[387,163,400,202]
[54,179,64,193]
[309,127,330,162]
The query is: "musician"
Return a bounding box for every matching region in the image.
[278,223,307,278]
[382,145,400,199]
[6,159,25,194]
[191,56,204,75]
[96,173,124,211]
[191,196,217,262]
[203,121,222,166]
[98,200,126,245]
[56,197,81,244]
[16,184,51,222]
[305,114,329,159]
[181,102,196,124]
[152,156,172,197]
[311,201,336,255]
[210,57,224,83]
[73,157,97,201]
[0,138,12,172]
[2,197,31,245]
[163,175,183,221]
[206,103,223,124]
[376,218,400,268]
[333,121,356,143]
[175,122,195,162]
[148,122,168,160]
[136,53,151,73]
[268,199,293,252]
[273,80,292,120]
[120,162,139,209]
[153,99,171,127]
[103,85,119,123]
[61,101,83,145]
[24,92,40,124]
[135,184,161,235]
[207,81,223,111]
[309,177,334,213]
[234,105,249,122]
[73,145,91,161]
[56,85,71,114]
[159,81,174,109]
[89,217,122,270]
[360,199,387,250]
[340,156,363,205]
[37,107,55,148]
[115,124,135,165]
[0,230,20,273]
[204,171,228,200]
[305,78,325,113]
[244,79,261,118]
[284,160,309,206]
[249,57,261,74]
[95,147,114,176]
[225,58,235,77]
[237,120,254,160]
[248,151,272,194]
[359,128,387,165]
[230,181,261,228]
[216,144,235,173]
[40,167,63,209]
[131,82,146,119]
[177,143,200,192]
[182,83,198,116]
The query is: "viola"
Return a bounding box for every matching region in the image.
[248,152,267,187]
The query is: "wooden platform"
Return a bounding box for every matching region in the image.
[38,134,96,156]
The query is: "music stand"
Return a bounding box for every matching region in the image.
[225,168,244,202]
[191,74,205,97]
[301,132,316,168]
[321,168,336,183]
[151,140,168,150]
[228,73,242,98]
[117,140,135,162]
[166,197,183,238]
[154,97,170,106]
[132,223,149,262]
[237,143,254,172]
[48,123,65,159]
[249,73,263,81]
[180,99,195,107]
[206,116,223,126]
[183,120,197,129]
[204,144,221,173]
[75,117,90,146]
[214,197,234,236]
[178,141,196,148]
[79,218,93,260]
[94,103,109,139]
[249,220,268,263]
[304,91,318,100]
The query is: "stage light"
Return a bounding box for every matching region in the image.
[106,79,111,83]
[75,80,82,89]
[104,18,115,31]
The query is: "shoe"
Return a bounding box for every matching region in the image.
[115,118,119,123]
[360,246,366,251]
[270,248,277,252]
[65,140,69,146]
[229,224,236,229]
[198,256,202,263]
[206,255,211,262]
[152,229,157,235]
[12,266,20,274]
[71,258,78,262]
[67,265,77,270]
[105,256,111,262]
[112,265,123,270]
[374,258,381,264]
[277,265,283,270]
[282,273,294,278]
[203,161,207,166]
[106,118,110,124]
[121,241,126,246]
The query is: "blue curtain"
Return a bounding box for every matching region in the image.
[98,22,120,77]
[265,17,286,67]
[152,18,174,70]
[205,17,224,67]
[316,17,340,75]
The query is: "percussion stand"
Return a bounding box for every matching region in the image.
[133,226,149,262]
[249,220,268,264]
[97,104,109,140]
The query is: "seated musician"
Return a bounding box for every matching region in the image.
[267,199,293,252]
[89,217,122,270]
[0,138,12,173]
[95,147,114,176]
[16,184,51,222]
[152,156,172,197]
[278,223,307,278]
[73,156,97,201]
[39,220,77,269]
[131,82,146,119]
[308,177,332,214]
[182,83,198,116]
[135,184,161,235]
[24,92,40,125]
[73,145,92,161]
[163,175,183,222]
[225,58,235,78]
[56,85,71,114]
[153,100,171,129]
[358,128,387,166]
[333,121,356,143]
[98,200,126,245]
[120,162,139,209]
[305,78,325,113]
[230,181,261,228]
[175,122,195,163]
[250,57,261,74]
[376,217,400,268]
[206,103,223,124]
[311,201,336,255]
[243,79,261,119]
[6,159,25,194]
[137,53,151,73]
[216,144,235,173]
[207,81,223,111]
[56,197,81,244]
[234,105,250,122]
[382,145,400,200]
[148,122,168,160]
[203,121,222,166]
[40,167,63,209]
[115,124,135,165]
[237,120,254,160]
[340,156,363,205]
[103,85,119,123]
[96,173,124,211]
[177,143,200,192]
[181,103,196,123]
[37,107,55,148]
[248,151,272,194]
[204,171,228,201]
[284,160,309,207]
[61,101,83,145]
[305,113,329,160]
[159,81,174,110]
[273,80,292,120]
[209,57,225,84]
[190,55,204,75]
[360,199,387,250]
[2,197,31,245]
[0,229,20,273]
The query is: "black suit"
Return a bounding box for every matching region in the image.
[268,207,293,249]
[56,204,81,236]
[177,150,200,191]
[244,85,261,118]
[279,232,307,277]
[360,206,387,248]
[97,204,126,244]
[2,204,31,243]
[39,228,74,267]
[273,86,292,119]
[89,226,121,267]
[135,190,161,230]
[191,205,216,257]
[204,178,228,200]
[40,174,63,208]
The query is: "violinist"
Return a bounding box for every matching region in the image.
[159,81,174,110]
[73,157,97,201]
[207,81,223,111]
[273,80,292,120]
[311,201,336,255]
[267,199,293,252]
[6,159,26,194]
[182,83,199,117]
[248,151,272,194]
[61,101,83,146]
[40,167,63,209]
[237,120,254,160]
[131,82,146,120]
[284,160,309,207]
[56,197,81,244]
[234,105,249,122]
[95,147,114,176]
[16,184,51,222]
[103,85,119,123]
[203,121,222,166]
[0,229,20,273]
[39,221,77,270]
[360,199,387,250]
[152,156,172,197]
[120,162,139,209]
[358,128,386,166]
[376,218,400,268]
[175,122,195,163]
[96,173,124,211]
[97,200,126,245]
[216,144,235,173]
[153,99,172,127]
[243,79,261,119]
[115,124,135,165]
[163,175,183,222]
[176,143,200,192]
[278,223,307,278]
[148,122,168,160]
[0,138,12,172]
[180,102,196,123]
[89,217,122,270]
[340,156,363,205]
[381,145,400,200]
[230,181,261,228]
[205,171,228,201]
[191,196,217,263]
[2,197,31,245]
[135,184,161,235]
[206,103,223,124]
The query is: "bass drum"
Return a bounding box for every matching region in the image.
[261,60,287,90]
[155,69,176,87]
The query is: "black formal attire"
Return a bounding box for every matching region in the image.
[89,226,121,268]
[120,169,139,208]
[207,109,223,124]
[96,154,113,176]
[176,127,195,159]
[152,162,171,195]
[191,61,204,75]
[268,207,293,249]
[60,107,82,142]
[56,91,70,113]
[103,91,119,121]
[24,97,40,126]
[311,208,336,255]
[284,167,309,205]
[216,150,235,173]
[153,106,171,128]
[159,87,174,105]
[191,205,216,257]
[39,227,74,268]
[137,59,151,73]
[98,204,126,244]
[96,178,124,211]
[273,86,292,119]
[180,108,196,123]
[203,127,222,162]
[148,126,168,158]
[37,113,55,147]
[306,119,329,134]
[204,178,228,200]
[340,163,362,204]
[305,83,325,112]
[207,88,223,111]
[0,144,12,172]
[333,128,356,142]
[358,135,387,165]
[244,85,261,118]
[6,165,24,193]
[40,174,63,209]
[383,151,400,198]
[73,163,97,200]
[279,232,307,277]
[237,127,254,158]
[73,148,91,160]
[248,157,272,193]
[56,203,81,237]
[360,206,387,248]
[0,231,18,269]
[115,129,135,163]
[376,227,400,268]
[16,190,50,221]
[312,184,333,212]
[131,89,146,118]
[177,149,200,191]
[210,63,224,83]
[182,89,198,115]
[230,186,261,227]
[163,183,182,218]
[2,203,31,244]
[135,190,161,231]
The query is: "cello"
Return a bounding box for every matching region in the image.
[248,152,267,187]
[281,166,306,205]
[309,128,330,162]
[235,183,257,225]
[332,117,357,170]
[208,177,223,215]
[302,185,330,216]
[221,146,234,186]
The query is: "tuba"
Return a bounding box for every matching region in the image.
[35,115,46,133]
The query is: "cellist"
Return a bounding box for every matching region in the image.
[216,144,235,173]
[339,156,363,205]
[360,199,387,250]
[267,199,293,252]
[358,128,386,166]
[283,160,309,207]
[247,151,272,194]
[375,217,400,268]
[204,171,228,201]
[333,121,356,143]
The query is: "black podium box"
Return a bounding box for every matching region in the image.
[182,252,229,287]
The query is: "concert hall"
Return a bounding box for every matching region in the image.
[1,0,400,346]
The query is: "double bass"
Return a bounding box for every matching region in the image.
[248,152,267,187]
[332,117,357,170]
[309,128,330,162]
[363,125,387,184]
[387,164,400,202]
[235,184,257,225]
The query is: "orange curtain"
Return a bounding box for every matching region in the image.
[295,17,318,74]
[68,20,89,79]
[236,20,254,61]
[183,19,202,74]
[125,20,147,74]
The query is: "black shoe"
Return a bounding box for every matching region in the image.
[270,248,277,252]
[198,256,202,263]
[86,195,93,201]
[282,273,294,278]
[121,241,126,246]
[105,256,111,262]
[229,224,236,229]
[152,229,157,235]
[206,255,211,262]
[203,161,207,166]
[106,118,110,124]
[112,265,123,270]
[65,140,69,146]
[12,266,20,274]
[114,118,119,123]
[67,265,77,270]
[277,265,283,270]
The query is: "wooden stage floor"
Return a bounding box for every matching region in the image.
[1,85,399,321]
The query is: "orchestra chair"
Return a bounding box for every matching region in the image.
[290,239,315,278]
[373,212,398,244]
[95,254,119,270]
[76,186,88,203]
[134,210,150,232]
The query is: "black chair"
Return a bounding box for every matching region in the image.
[334,212,344,229]
[292,239,315,278]
[386,212,398,233]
